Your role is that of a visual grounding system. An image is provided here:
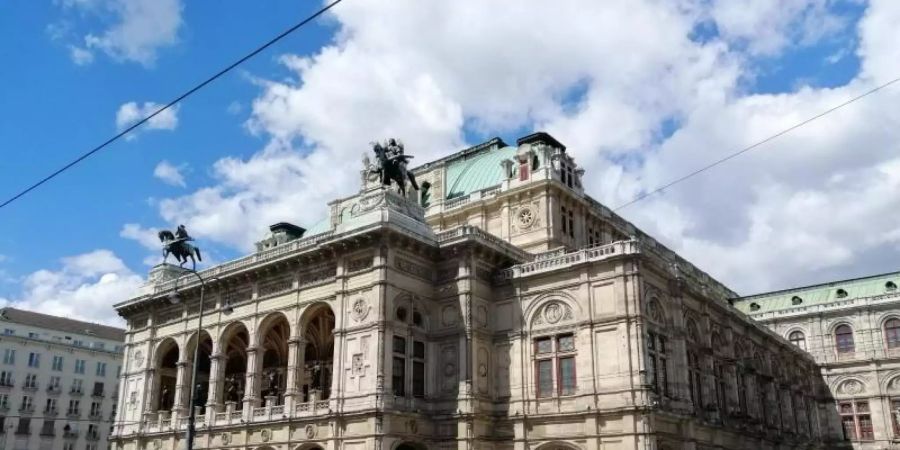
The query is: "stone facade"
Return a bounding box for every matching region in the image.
[0,308,124,450]
[735,273,900,449]
[110,133,833,450]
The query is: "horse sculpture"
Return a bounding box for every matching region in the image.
[158,225,202,270]
[371,138,419,196]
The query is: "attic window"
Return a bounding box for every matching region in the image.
[749,302,761,311]
[836,289,848,298]
[887,281,898,292]
[791,296,803,305]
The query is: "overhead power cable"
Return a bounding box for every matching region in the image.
[0,0,344,211]
[613,75,900,211]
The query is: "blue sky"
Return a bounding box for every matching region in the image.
[2,0,898,325]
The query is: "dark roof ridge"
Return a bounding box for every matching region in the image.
[411,137,508,173]
[0,307,124,341]
[735,270,900,301]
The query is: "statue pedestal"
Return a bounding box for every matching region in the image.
[327,186,434,240]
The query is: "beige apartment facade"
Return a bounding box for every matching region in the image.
[110,133,834,450]
[0,308,124,450]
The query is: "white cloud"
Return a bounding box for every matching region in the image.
[116,101,179,138]
[0,250,142,326]
[133,0,900,297]
[153,160,187,187]
[706,0,850,56]
[58,0,183,66]
[226,101,243,115]
[68,45,94,65]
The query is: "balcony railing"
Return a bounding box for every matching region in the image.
[18,405,34,414]
[0,380,14,388]
[46,385,61,394]
[44,407,58,416]
[39,428,55,437]
[86,431,100,441]
[63,431,78,439]
[70,389,83,397]
[66,410,80,418]
[91,391,104,398]
[22,382,38,391]
[88,413,102,421]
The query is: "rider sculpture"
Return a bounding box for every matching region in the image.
[158,224,203,270]
[369,138,419,196]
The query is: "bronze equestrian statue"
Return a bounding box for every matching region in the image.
[371,138,419,196]
[158,224,203,270]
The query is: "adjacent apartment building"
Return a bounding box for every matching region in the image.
[0,307,125,450]
[109,132,837,450]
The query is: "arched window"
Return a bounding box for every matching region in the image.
[836,289,849,298]
[887,281,898,292]
[789,331,807,350]
[885,318,900,349]
[835,325,855,353]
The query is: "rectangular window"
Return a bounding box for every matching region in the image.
[52,356,63,371]
[561,206,568,235]
[558,356,576,395]
[392,357,405,396]
[95,362,106,377]
[412,361,425,398]
[49,376,60,389]
[67,399,80,415]
[392,336,406,355]
[2,349,14,365]
[74,359,85,374]
[73,340,83,347]
[0,371,12,386]
[15,417,30,435]
[24,373,37,388]
[20,396,32,411]
[567,209,574,237]
[0,393,8,408]
[94,342,105,350]
[90,402,101,416]
[44,398,56,413]
[841,401,874,441]
[28,332,38,339]
[892,398,900,436]
[40,419,54,436]
[535,337,552,354]
[72,379,83,394]
[536,359,553,398]
[92,382,104,397]
[27,352,39,368]
[2,329,13,335]
[413,341,425,359]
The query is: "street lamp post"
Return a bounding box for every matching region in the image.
[169,269,228,450]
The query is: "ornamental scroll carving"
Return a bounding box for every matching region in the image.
[531,300,574,328]
[838,379,865,395]
[351,298,370,323]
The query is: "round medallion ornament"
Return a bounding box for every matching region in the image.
[260,429,271,442]
[133,350,144,368]
[544,302,563,324]
[517,206,536,228]
[305,424,316,439]
[444,363,456,377]
[841,380,863,395]
[351,298,369,322]
[221,433,231,445]
[478,363,488,377]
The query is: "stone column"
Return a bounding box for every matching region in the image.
[243,347,260,417]
[173,361,190,414]
[205,353,224,416]
[284,338,303,410]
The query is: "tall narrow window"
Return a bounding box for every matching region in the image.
[74,359,85,374]
[412,341,425,398]
[714,362,727,416]
[534,333,577,398]
[891,398,900,436]
[51,356,63,371]
[835,325,855,353]
[561,206,569,236]
[2,349,14,365]
[646,332,669,397]
[886,319,900,349]
[688,351,703,414]
[392,336,406,397]
[27,352,39,368]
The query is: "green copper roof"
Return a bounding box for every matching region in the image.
[733,271,900,314]
[444,145,517,199]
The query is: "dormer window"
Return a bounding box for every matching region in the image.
[791,296,803,305]
[749,303,760,311]
[887,281,897,292]
[836,289,848,298]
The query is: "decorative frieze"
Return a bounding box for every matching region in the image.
[395,257,432,281]
[258,276,294,298]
